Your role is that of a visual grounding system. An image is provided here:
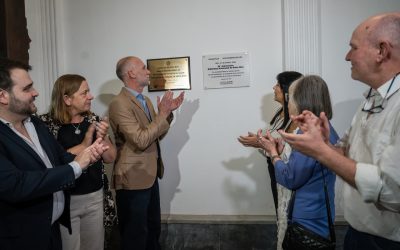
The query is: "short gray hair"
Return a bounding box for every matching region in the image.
[291,75,333,119]
[116,56,135,81]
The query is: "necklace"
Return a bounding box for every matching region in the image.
[72,123,81,134]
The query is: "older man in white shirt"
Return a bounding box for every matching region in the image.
[279,12,400,250]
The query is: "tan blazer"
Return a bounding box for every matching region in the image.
[109,88,172,190]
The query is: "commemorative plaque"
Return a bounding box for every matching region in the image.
[147,56,191,91]
[202,52,250,89]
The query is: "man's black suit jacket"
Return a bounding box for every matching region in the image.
[0,115,76,250]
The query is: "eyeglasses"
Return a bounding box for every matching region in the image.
[362,73,399,114]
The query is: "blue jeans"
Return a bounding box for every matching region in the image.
[116,180,161,250]
[344,226,400,250]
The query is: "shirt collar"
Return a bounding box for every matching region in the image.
[363,74,400,99]
[124,87,141,98]
[0,116,31,128]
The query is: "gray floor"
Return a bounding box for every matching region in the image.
[107,223,348,250]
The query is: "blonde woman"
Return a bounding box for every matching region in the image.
[40,74,117,250]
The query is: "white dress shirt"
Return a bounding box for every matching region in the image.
[338,75,400,241]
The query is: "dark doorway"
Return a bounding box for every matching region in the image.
[0,0,30,64]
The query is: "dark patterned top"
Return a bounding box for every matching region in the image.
[39,112,102,195]
[39,112,118,228]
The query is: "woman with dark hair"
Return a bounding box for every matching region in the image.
[238,71,302,249]
[258,75,338,249]
[270,71,303,132]
[39,74,117,250]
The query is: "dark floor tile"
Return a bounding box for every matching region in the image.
[162,223,221,250]
[106,222,348,250]
[219,224,276,250]
[334,225,348,250]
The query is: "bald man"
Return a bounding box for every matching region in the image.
[109,56,184,250]
[279,12,400,250]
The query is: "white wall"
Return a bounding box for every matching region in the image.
[321,0,400,134]
[320,0,400,213]
[25,0,400,219]
[58,0,283,217]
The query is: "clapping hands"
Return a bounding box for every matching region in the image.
[237,132,264,148]
[278,111,330,156]
[157,90,185,118]
[95,116,110,139]
[80,116,110,147]
[74,137,110,170]
[256,129,284,157]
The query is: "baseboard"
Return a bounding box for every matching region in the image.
[161,214,347,225]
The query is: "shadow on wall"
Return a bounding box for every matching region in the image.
[96,79,124,112]
[222,93,279,214]
[222,150,274,214]
[331,98,363,137]
[94,79,123,182]
[160,98,200,214]
[331,98,363,218]
[260,93,280,125]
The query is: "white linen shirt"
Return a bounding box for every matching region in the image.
[338,75,400,241]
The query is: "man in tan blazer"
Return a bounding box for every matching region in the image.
[109,56,184,250]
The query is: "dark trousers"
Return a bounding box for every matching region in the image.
[344,226,400,250]
[116,180,161,250]
[48,221,62,250]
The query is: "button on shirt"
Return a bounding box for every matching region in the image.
[337,76,400,241]
[0,117,82,224]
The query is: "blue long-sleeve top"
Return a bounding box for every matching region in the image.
[275,122,339,238]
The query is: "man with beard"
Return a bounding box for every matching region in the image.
[0,58,109,250]
[109,56,184,250]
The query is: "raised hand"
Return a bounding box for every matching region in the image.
[157,90,174,118]
[238,132,261,148]
[171,91,185,111]
[67,123,96,155]
[95,116,110,139]
[82,123,96,147]
[290,110,314,133]
[276,137,285,155]
[278,110,327,157]
[238,132,262,148]
[74,138,110,170]
[157,91,185,118]
[319,112,331,143]
[290,110,330,143]
[257,129,278,156]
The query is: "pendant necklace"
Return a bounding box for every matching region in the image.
[72,123,81,134]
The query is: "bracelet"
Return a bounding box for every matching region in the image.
[271,154,281,162]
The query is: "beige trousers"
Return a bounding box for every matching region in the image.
[60,188,104,250]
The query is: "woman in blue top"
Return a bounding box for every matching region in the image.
[258,75,339,239]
